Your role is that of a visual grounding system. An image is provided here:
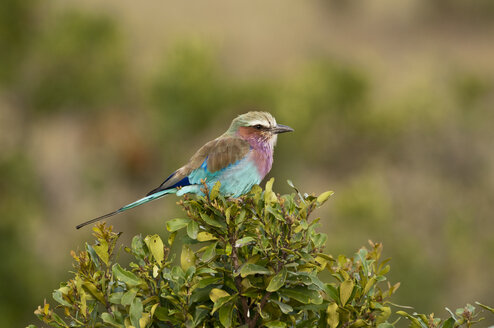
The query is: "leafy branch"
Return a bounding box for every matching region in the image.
[31,179,493,328]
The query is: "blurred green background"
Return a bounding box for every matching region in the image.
[1,0,493,326]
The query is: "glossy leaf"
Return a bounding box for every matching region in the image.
[235,236,255,247]
[93,240,110,265]
[144,234,164,264]
[187,220,199,239]
[327,303,339,328]
[112,263,141,287]
[271,300,293,314]
[209,288,230,303]
[264,321,286,328]
[181,245,196,271]
[340,279,354,306]
[166,218,191,232]
[197,231,217,242]
[219,302,234,327]
[129,297,143,328]
[239,263,271,278]
[266,268,287,292]
[316,190,334,205]
[201,242,217,262]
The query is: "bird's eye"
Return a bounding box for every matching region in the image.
[254,124,263,130]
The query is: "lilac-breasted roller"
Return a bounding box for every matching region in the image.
[76,111,293,229]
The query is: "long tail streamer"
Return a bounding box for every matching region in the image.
[76,189,174,229]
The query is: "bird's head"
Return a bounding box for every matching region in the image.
[225,111,294,147]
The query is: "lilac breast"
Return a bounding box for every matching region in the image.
[250,140,273,179]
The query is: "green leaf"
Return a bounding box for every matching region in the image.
[239,263,271,278]
[200,212,226,229]
[376,307,391,324]
[340,279,354,306]
[475,301,494,314]
[101,313,123,327]
[197,231,217,242]
[264,321,287,328]
[108,292,123,304]
[326,284,339,302]
[209,288,230,303]
[377,323,394,328]
[129,297,143,328]
[396,311,423,327]
[92,239,110,265]
[219,302,234,327]
[327,302,339,328]
[168,231,177,247]
[266,267,287,292]
[121,288,137,306]
[181,245,196,271]
[131,235,146,258]
[52,289,71,307]
[271,300,293,314]
[265,177,274,194]
[197,276,223,289]
[82,281,106,305]
[85,244,101,268]
[264,178,277,204]
[144,234,164,264]
[279,287,310,304]
[442,318,455,328]
[363,277,376,295]
[316,190,334,205]
[187,220,199,239]
[210,181,221,200]
[112,263,141,287]
[166,218,191,232]
[202,242,217,262]
[280,287,322,304]
[235,236,255,247]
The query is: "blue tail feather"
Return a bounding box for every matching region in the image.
[76,189,175,229]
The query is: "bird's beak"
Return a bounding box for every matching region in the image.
[272,124,294,134]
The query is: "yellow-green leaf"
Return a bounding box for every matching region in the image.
[197,232,217,242]
[209,288,230,303]
[186,220,199,239]
[82,281,106,305]
[200,213,226,229]
[210,181,221,200]
[166,218,191,232]
[363,277,376,295]
[340,279,354,306]
[219,302,234,327]
[376,306,391,324]
[144,234,164,264]
[265,321,287,328]
[202,242,217,262]
[129,297,143,328]
[180,245,195,271]
[264,178,277,204]
[266,268,287,292]
[327,302,339,328]
[317,190,334,205]
[168,231,176,247]
[239,263,271,278]
[112,263,142,287]
[93,240,109,265]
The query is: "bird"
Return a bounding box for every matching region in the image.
[76,111,293,229]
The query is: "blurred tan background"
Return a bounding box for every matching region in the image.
[1,0,493,326]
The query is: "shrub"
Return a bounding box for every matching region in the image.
[30,180,493,327]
